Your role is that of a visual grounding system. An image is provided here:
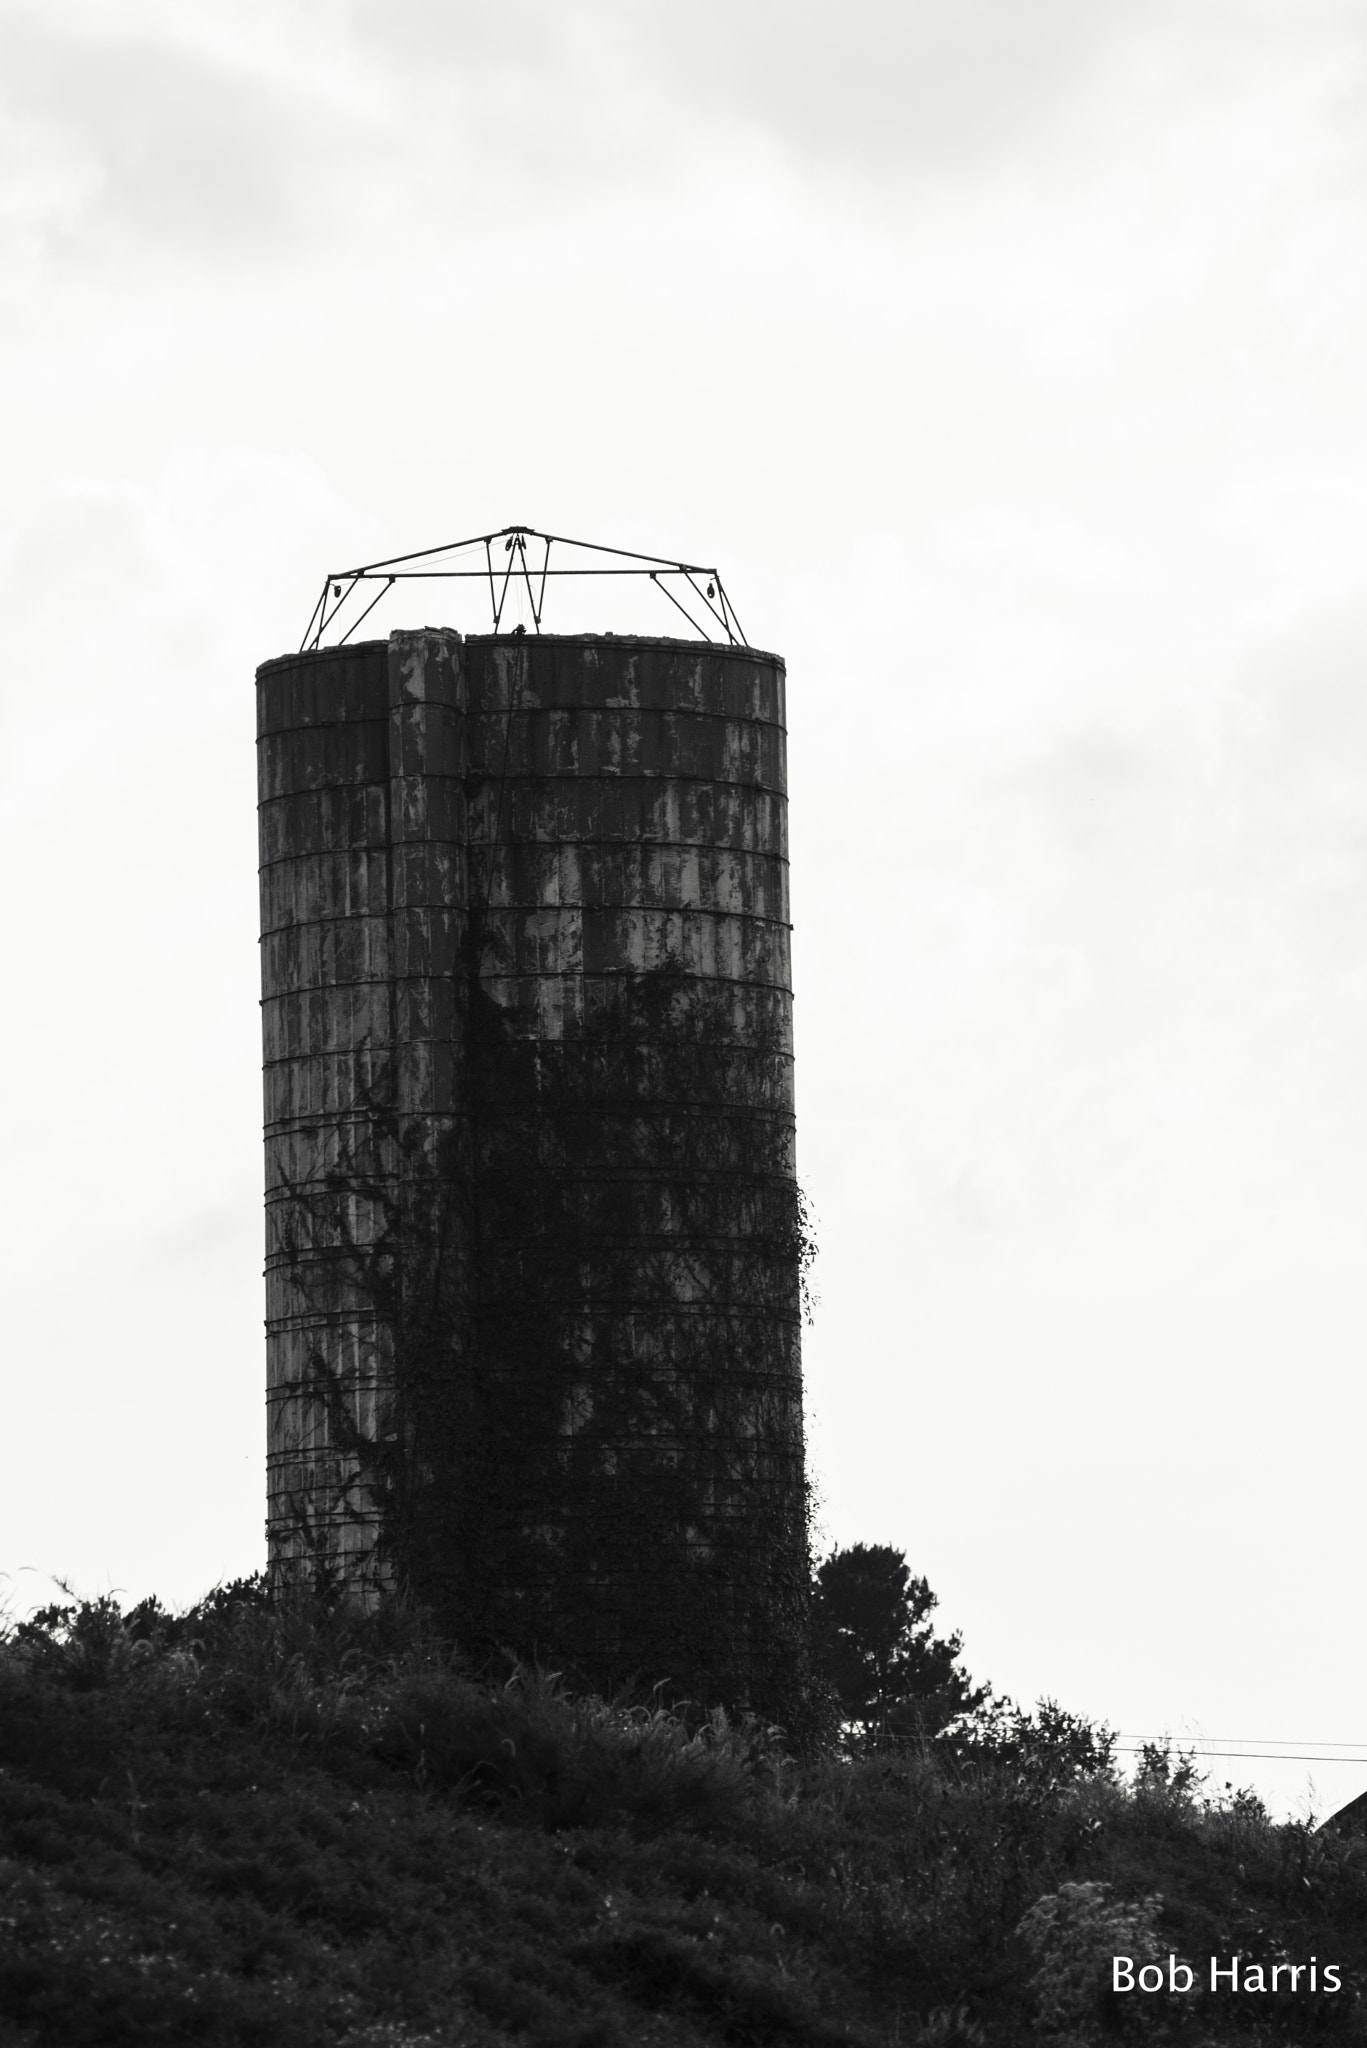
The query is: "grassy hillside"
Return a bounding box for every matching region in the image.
[1,1585,1364,2046]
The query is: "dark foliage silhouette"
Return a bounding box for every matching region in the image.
[4,1580,1365,2043]
[813,1543,989,1744]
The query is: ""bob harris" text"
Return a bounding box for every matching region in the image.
[1113,1957,1341,1994]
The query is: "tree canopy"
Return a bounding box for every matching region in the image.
[812,1543,989,1744]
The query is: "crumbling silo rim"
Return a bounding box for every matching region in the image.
[258,630,785,684]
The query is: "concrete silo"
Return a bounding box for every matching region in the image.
[258,620,809,1716]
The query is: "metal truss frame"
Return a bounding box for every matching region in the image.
[300,524,748,652]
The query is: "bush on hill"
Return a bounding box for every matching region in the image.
[0,1579,1364,2045]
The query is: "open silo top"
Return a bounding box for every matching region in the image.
[258,630,785,677]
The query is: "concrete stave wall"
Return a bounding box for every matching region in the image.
[258,633,467,1583]
[257,629,807,1708]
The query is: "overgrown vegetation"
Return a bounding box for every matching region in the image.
[274,955,814,1731]
[3,1577,1366,2045]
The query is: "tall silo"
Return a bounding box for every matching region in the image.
[257,621,809,1717]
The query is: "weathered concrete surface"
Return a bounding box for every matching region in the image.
[257,631,806,1710]
[258,633,467,1587]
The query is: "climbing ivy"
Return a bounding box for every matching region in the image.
[273,939,818,1736]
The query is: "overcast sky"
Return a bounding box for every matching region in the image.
[4,0,1367,1817]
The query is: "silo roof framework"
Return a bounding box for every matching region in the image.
[301,525,748,653]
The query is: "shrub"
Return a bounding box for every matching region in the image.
[1015,1880,1171,2040]
[954,1699,1118,1793]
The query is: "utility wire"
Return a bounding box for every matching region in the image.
[1119,1734,1367,1747]
[1114,1753,1367,1769]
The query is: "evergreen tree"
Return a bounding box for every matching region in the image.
[813,1543,989,1743]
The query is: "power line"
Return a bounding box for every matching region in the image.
[1119,1734,1367,1748]
[1116,1745,1367,1766]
